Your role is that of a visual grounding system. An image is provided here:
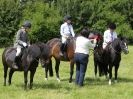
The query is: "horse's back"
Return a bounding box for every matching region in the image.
[47,38,61,47]
[2,47,16,67]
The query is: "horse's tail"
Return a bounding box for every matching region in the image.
[48,59,53,77]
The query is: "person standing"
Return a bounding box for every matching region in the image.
[74,28,97,86]
[12,21,31,69]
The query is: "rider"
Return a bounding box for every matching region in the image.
[60,15,75,56]
[103,23,117,49]
[12,21,31,69]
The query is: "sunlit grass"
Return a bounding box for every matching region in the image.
[0,46,132,99]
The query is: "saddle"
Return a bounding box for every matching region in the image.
[6,47,27,68]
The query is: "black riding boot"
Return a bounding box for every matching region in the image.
[60,43,65,56]
[12,56,19,69]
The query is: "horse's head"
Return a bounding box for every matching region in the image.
[88,32,103,47]
[37,43,51,67]
[119,37,129,54]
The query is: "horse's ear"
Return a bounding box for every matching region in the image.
[118,34,124,40]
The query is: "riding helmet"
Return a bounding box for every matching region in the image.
[64,15,72,21]
[23,21,31,28]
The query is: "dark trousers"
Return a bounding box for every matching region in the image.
[74,53,89,86]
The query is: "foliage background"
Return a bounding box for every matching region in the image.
[0,0,133,46]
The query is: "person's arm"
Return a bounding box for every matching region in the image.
[16,30,27,46]
[70,25,75,37]
[114,32,117,39]
[88,39,97,49]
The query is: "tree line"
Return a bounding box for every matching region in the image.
[0,0,133,47]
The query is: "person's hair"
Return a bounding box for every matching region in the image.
[80,28,89,38]
[108,23,116,30]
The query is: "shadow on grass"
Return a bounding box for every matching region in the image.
[85,77,133,86]
[85,77,107,86]
[15,81,72,91]
[118,77,133,83]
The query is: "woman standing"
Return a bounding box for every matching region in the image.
[74,28,97,86]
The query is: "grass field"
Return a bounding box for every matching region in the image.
[0,46,132,99]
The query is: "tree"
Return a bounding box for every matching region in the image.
[0,0,22,46]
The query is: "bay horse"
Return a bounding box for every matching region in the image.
[103,37,129,85]
[45,37,75,83]
[2,43,50,89]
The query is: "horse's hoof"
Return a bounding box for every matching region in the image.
[109,79,112,85]
[57,78,60,82]
[45,78,48,81]
[95,75,97,79]
[114,80,117,83]
[69,80,72,83]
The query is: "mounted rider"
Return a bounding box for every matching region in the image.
[12,20,31,69]
[103,23,117,49]
[60,15,75,56]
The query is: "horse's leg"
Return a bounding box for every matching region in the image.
[55,59,60,82]
[98,64,102,77]
[8,68,14,85]
[48,59,53,77]
[108,65,113,85]
[45,59,53,80]
[45,65,48,81]
[114,64,119,83]
[29,68,36,89]
[103,64,108,79]
[94,61,98,78]
[69,60,74,83]
[24,71,28,90]
[4,65,8,86]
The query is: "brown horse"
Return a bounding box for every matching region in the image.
[45,37,75,83]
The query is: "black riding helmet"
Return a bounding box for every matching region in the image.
[108,23,116,30]
[64,15,72,21]
[23,21,31,28]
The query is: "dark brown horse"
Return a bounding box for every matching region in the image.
[2,43,50,89]
[103,37,129,85]
[45,37,75,83]
[93,33,106,77]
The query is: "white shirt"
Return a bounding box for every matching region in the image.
[103,29,117,45]
[75,36,96,55]
[60,22,75,37]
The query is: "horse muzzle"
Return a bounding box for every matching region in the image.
[123,48,129,54]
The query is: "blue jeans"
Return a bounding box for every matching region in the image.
[74,53,89,86]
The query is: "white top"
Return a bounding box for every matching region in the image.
[75,36,96,55]
[103,29,117,45]
[60,22,75,37]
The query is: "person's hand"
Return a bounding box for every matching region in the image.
[23,42,27,47]
[63,35,69,39]
[93,38,97,44]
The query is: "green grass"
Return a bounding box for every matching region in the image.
[0,46,133,99]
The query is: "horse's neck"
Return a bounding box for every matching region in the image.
[111,40,121,52]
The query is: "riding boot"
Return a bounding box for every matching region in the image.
[12,56,19,69]
[60,43,65,56]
